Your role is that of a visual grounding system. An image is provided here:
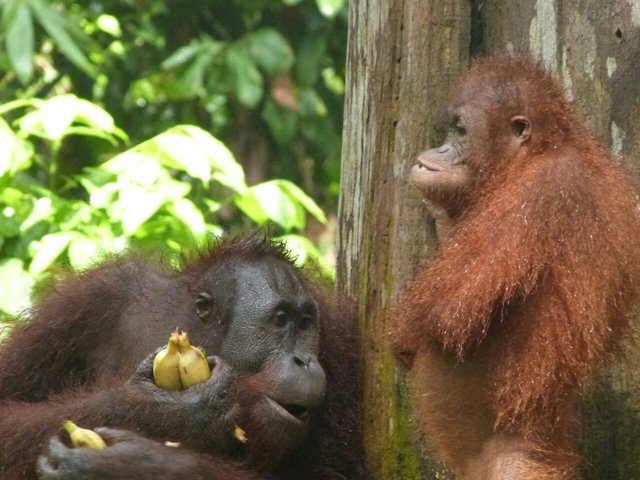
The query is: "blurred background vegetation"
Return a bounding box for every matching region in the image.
[0,0,348,320]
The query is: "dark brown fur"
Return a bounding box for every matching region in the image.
[392,57,640,479]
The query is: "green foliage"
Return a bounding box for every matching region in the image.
[0,0,347,319]
[0,0,348,206]
[3,0,98,82]
[0,96,328,319]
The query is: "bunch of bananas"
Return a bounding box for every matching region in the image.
[152,329,247,444]
[153,329,212,391]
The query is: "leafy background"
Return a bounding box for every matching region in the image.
[0,0,347,321]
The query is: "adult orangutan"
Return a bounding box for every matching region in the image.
[0,234,363,480]
[392,56,640,479]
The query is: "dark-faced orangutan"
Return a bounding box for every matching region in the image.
[392,56,640,480]
[0,234,363,480]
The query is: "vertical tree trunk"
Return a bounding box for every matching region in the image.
[337,2,469,478]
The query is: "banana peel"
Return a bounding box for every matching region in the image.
[177,331,211,388]
[153,330,183,391]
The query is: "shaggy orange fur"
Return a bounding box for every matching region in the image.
[392,56,640,479]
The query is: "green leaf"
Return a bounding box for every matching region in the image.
[154,176,191,201]
[169,198,206,237]
[0,98,41,116]
[0,188,34,226]
[3,0,35,84]
[275,234,324,268]
[236,181,303,231]
[235,179,326,231]
[0,258,35,314]
[162,44,201,70]
[234,190,269,226]
[162,37,223,70]
[246,28,294,75]
[68,235,101,269]
[102,153,185,236]
[299,87,328,116]
[29,231,77,275]
[95,14,121,37]
[147,128,215,183]
[0,117,33,178]
[19,98,76,141]
[225,47,263,108]
[57,202,93,231]
[103,151,163,186]
[81,166,117,188]
[322,67,345,95]
[276,180,327,223]
[19,197,53,232]
[166,126,247,191]
[18,95,126,143]
[203,198,222,214]
[86,182,118,209]
[62,126,127,145]
[0,214,20,237]
[295,34,327,87]
[124,125,247,192]
[162,38,224,94]
[113,184,166,236]
[180,50,211,93]
[262,99,298,145]
[73,100,128,140]
[29,0,97,77]
[316,0,346,18]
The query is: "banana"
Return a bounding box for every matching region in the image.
[153,330,183,391]
[63,421,107,449]
[156,330,244,443]
[234,425,248,443]
[177,331,211,388]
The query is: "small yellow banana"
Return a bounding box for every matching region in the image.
[63,421,107,449]
[177,331,211,388]
[234,425,248,444]
[157,330,243,443]
[153,330,183,391]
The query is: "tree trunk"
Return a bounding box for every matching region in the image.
[338,1,640,479]
[337,1,469,478]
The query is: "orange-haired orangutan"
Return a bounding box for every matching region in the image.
[392,56,640,479]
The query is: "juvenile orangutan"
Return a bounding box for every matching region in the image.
[392,56,640,479]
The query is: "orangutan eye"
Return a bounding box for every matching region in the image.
[272,310,288,328]
[299,313,315,331]
[195,293,213,321]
